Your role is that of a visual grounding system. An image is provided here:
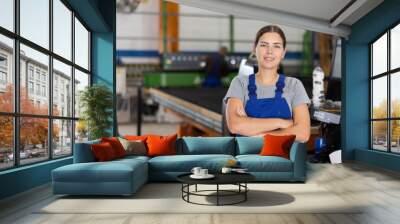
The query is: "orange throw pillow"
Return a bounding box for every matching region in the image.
[146,134,177,157]
[124,135,148,142]
[101,137,127,158]
[91,142,117,161]
[260,134,296,159]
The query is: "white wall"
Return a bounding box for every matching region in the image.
[117,0,160,64]
[117,0,159,51]
[179,5,305,53]
[179,5,229,51]
[117,0,305,60]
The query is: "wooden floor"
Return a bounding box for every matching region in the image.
[1,162,400,224]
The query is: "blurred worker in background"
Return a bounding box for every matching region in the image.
[203,46,229,87]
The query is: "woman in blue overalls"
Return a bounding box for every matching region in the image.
[225,25,310,142]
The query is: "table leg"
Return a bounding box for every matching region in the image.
[181,184,183,199]
[195,184,197,192]
[245,183,247,201]
[187,184,190,202]
[217,184,219,206]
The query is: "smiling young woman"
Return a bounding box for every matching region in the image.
[224,25,311,142]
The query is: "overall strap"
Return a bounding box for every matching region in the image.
[275,75,285,98]
[247,74,257,100]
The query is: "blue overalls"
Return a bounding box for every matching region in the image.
[244,74,292,119]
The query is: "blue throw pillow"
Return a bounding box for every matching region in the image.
[181,137,235,155]
[73,139,100,163]
[235,137,263,155]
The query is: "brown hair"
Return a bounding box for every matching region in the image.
[254,25,286,48]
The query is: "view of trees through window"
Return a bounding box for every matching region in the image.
[0,0,90,170]
[371,23,400,154]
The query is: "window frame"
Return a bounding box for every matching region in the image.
[0,0,92,171]
[370,20,400,154]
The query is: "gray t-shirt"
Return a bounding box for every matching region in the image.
[223,75,310,114]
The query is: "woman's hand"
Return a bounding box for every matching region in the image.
[279,119,293,129]
[234,106,293,130]
[261,104,311,142]
[226,98,293,136]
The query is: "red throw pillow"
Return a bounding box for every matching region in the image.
[91,142,117,161]
[260,134,296,159]
[146,134,177,157]
[101,137,127,158]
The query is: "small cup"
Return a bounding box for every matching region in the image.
[221,167,232,174]
[191,167,202,176]
[199,169,208,176]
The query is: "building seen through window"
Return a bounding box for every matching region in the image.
[0,0,91,170]
[371,23,400,154]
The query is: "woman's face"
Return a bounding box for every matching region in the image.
[254,32,286,70]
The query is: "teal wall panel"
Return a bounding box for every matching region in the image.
[343,44,370,159]
[355,149,400,172]
[344,0,400,171]
[0,158,72,199]
[92,32,116,136]
[0,0,116,200]
[91,0,116,136]
[65,0,110,32]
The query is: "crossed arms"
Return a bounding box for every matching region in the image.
[226,98,310,142]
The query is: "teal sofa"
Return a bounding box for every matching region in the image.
[52,136,307,196]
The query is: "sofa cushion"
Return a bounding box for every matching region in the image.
[180,137,235,155]
[115,155,150,163]
[73,139,100,163]
[148,154,235,172]
[260,134,296,159]
[52,159,147,183]
[101,137,127,158]
[236,155,293,172]
[147,134,177,157]
[235,137,263,155]
[91,142,118,161]
[124,135,149,142]
[118,137,147,156]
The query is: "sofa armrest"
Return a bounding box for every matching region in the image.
[289,142,307,182]
[73,140,100,163]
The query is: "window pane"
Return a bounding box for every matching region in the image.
[75,18,89,70]
[391,24,400,70]
[75,120,88,143]
[0,116,13,170]
[372,121,388,151]
[20,0,49,49]
[20,117,49,165]
[74,69,89,118]
[372,33,387,76]
[53,119,72,158]
[53,0,72,60]
[20,44,49,115]
[372,76,387,119]
[0,35,14,112]
[391,120,400,153]
[0,0,14,31]
[391,72,400,118]
[53,59,72,117]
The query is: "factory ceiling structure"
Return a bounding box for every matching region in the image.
[168,0,384,38]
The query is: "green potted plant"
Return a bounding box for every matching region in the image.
[79,84,113,140]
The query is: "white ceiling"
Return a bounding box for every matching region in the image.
[168,0,384,37]
[226,0,352,22]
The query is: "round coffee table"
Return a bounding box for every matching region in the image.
[177,173,255,206]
